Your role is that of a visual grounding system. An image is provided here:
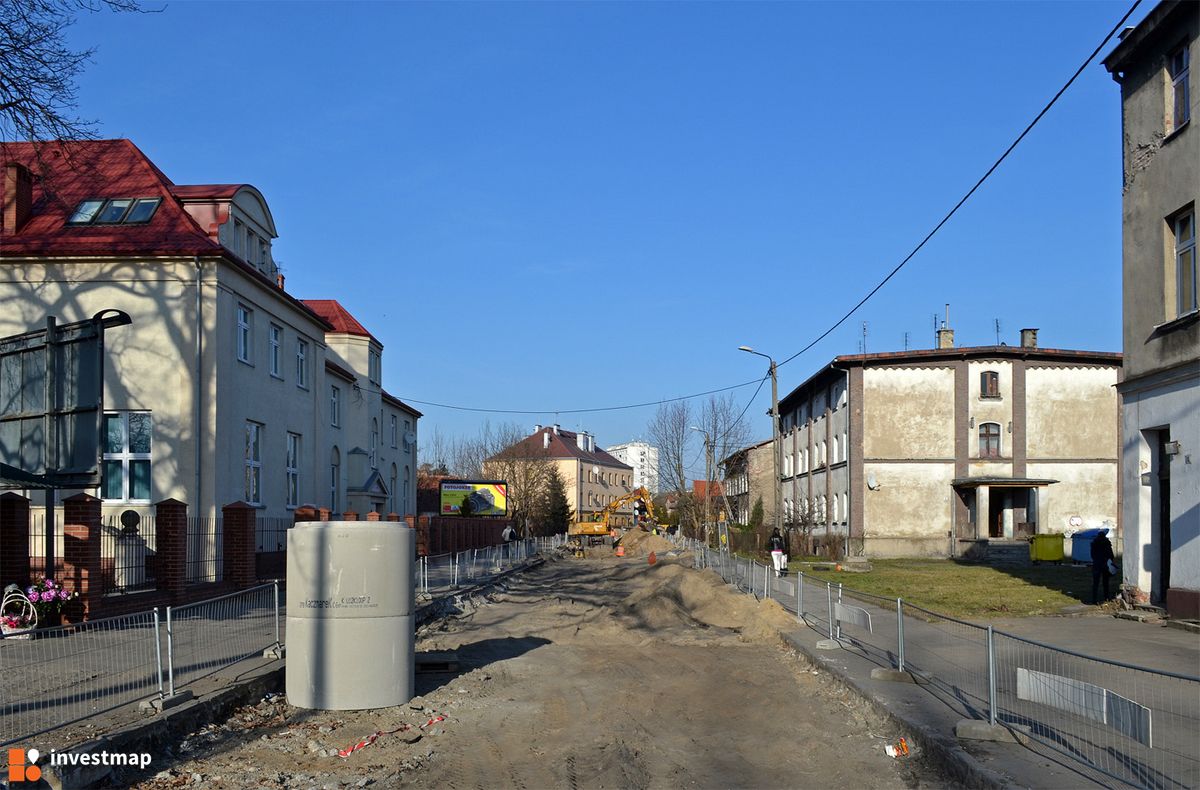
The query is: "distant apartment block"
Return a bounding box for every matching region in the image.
[1104,0,1199,618]
[606,440,659,493]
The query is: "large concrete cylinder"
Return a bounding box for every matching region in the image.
[286,522,415,710]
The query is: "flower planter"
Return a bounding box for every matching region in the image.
[1,624,33,640]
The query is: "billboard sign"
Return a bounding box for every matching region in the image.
[439,480,507,517]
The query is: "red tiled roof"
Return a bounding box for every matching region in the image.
[1,140,226,257]
[693,480,723,498]
[301,300,378,343]
[489,428,632,469]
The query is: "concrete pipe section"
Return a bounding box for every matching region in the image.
[286,522,415,710]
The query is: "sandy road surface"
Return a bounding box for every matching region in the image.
[128,554,940,789]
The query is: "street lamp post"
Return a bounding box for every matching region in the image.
[690,426,713,542]
[738,346,782,536]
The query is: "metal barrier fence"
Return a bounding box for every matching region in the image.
[692,544,1200,790]
[1,537,557,746]
[0,610,160,746]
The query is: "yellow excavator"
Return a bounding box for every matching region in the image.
[568,486,656,546]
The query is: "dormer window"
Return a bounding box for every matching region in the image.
[67,197,161,225]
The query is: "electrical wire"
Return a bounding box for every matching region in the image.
[395,0,1142,416]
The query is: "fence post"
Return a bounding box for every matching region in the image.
[987,625,997,727]
[896,598,905,672]
[221,501,257,588]
[0,492,31,588]
[798,571,804,620]
[165,605,176,697]
[273,579,281,649]
[836,583,843,640]
[62,493,102,621]
[153,607,164,697]
[155,499,187,602]
[826,582,835,640]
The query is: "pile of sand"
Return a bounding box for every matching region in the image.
[618,562,796,644]
[617,529,676,557]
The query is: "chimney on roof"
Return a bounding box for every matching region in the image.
[276,273,286,290]
[543,431,551,449]
[588,435,595,453]
[534,424,542,434]
[1020,328,1039,349]
[2,163,33,234]
[553,424,560,435]
[936,303,955,349]
[576,432,587,450]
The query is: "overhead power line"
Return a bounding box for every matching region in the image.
[397,0,1142,417]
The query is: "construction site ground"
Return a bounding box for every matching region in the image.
[123,551,944,789]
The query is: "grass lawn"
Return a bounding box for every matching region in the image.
[793,558,1106,619]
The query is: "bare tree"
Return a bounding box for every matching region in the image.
[698,393,750,524]
[1,0,144,144]
[647,400,691,495]
[479,423,554,537]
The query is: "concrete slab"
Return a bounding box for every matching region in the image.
[954,719,1028,745]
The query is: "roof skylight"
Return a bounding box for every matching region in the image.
[67,197,162,226]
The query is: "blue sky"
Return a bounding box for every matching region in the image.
[70,0,1143,480]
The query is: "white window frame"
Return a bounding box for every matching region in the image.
[269,324,282,378]
[245,421,263,505]
[390,415,398,447]
[102,411,152,503]
[286,432,301,508]
[1169,44,1190,134]
[237,305,252,363]
[369,349,381,384]
[370,419,379,469]
[1175,209,1197,317]
[295,339,308,388]
[330,385,341,427]
[330,447,340,515]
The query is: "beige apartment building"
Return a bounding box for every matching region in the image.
[0,139,418,520]
[776,327,1121,558]
[1103,0,1199,617]
[485,425,634,526]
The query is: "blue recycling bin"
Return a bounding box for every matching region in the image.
[1070,528,1109,564]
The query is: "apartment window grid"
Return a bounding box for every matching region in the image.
[236,305,252,363]
[979,422,1002,459]
[269,324,282,377]
[1176,209,1197,316]
[245,421,263,505]
[369,350,381,384]
[370,419,379,469]
[101,412,152,502]
[295,339,308,388]
[1169,44,1190,133]
[330,386,341,427]
[330,448,340,515]
[404,419,412,453]
[390,415,398,447]
[286,432,301,508]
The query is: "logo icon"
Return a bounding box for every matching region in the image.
[7,748,42,783]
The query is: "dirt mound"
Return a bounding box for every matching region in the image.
[617,529,675,556]
[618,563,795,644]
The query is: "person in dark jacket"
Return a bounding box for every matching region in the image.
[768,528,787,578]
[1090,529,1116,604]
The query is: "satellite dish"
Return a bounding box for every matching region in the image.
[403,430,416,447]
[592,465,600,476]
[866,473,879,491]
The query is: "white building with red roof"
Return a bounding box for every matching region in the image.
[0,140,418,520]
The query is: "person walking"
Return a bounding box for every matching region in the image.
[768,528,787,578]
[1090,528,1116,604]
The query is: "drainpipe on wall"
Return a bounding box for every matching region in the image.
[194,256,203,514]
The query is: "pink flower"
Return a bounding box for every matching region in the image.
[58,590,70,600]
[41,591,56,603]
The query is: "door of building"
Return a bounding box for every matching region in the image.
[1157,433,1172,602]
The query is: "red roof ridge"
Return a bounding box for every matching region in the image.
[301,299,378,343]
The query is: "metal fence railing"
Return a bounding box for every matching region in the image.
[689,542,1200,790]
[185,517,222,584]
[0,609,160,746]
[255,518,291,580]
[100,515,158,595]
[166,582,280,692]
[416,538,539,595]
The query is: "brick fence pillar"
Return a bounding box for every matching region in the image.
[0,492,31,588]
[293,505,319,524]
[386,512,400,522]
[366,510,380,522]
[342,510,358,521]
[62,493,102,622]
[154,499,187,601]
[318,507,331,521]
[222,502,256,589]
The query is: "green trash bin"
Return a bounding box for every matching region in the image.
[1028,533,1065,563]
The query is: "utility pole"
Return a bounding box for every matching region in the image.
[738,346,782,536]
[691,426,714,542]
